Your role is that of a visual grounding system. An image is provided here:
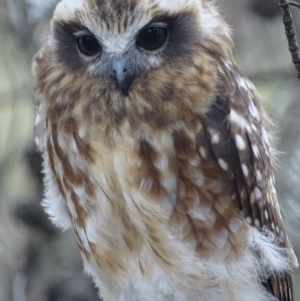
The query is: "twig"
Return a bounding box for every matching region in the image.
[289,1,300,9]
[279,0,300,80]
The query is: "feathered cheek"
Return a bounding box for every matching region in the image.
[137,59,217,111]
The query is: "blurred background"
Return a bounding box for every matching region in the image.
[0,0,299,300]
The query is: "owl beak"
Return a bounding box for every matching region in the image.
[111,59,135,96]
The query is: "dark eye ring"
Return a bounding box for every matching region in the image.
[77,35,102,56]
[137,27,168,51]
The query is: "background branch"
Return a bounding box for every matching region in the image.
[289,1,300,9]
[279,0,300,79]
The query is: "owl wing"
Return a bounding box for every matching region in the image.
[197,66,297,301]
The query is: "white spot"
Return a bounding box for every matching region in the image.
[238,77,249,90]
[235,134,246,150]
[276,226,280,234]
[189,206,216,228]
[72,185,82,196]
[57,133,65,149]
[199,147,206,158]
[153,156,168,170]
[242,164,249,177]
[189,156,200,167]
[252,145,259,158]
[269,176,276,190]
[254,187,262,200]
[211,133,220,144]
[78,126,86,139]
[246,217,252,224]
[261,127,269,145]
[256,170,262,182]
[270,183,276,195]
[218,158,228,171]
[248,101,260,121]
[271,222,275,230]
[251,124,258,132]
[161,176,177,192]
[35,113,41,126]
[223,60,233,71]
[255,219,261,227]
[265,210,269,220]
[35,136,40,147]
[229,109,252,132]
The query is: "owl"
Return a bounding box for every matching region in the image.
[33,0,298,300]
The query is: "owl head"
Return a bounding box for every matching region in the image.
[33,0,233,128]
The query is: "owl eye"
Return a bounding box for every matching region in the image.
[77,36,102,56]
[137,27,168,51]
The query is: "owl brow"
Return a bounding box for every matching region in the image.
[146,15,175,27]
[57,20,91,36]
[143,12,194,33]
[136,15,177,36]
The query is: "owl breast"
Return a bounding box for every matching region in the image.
[43,111,275,301]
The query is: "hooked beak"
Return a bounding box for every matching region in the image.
[111,59,136,96]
